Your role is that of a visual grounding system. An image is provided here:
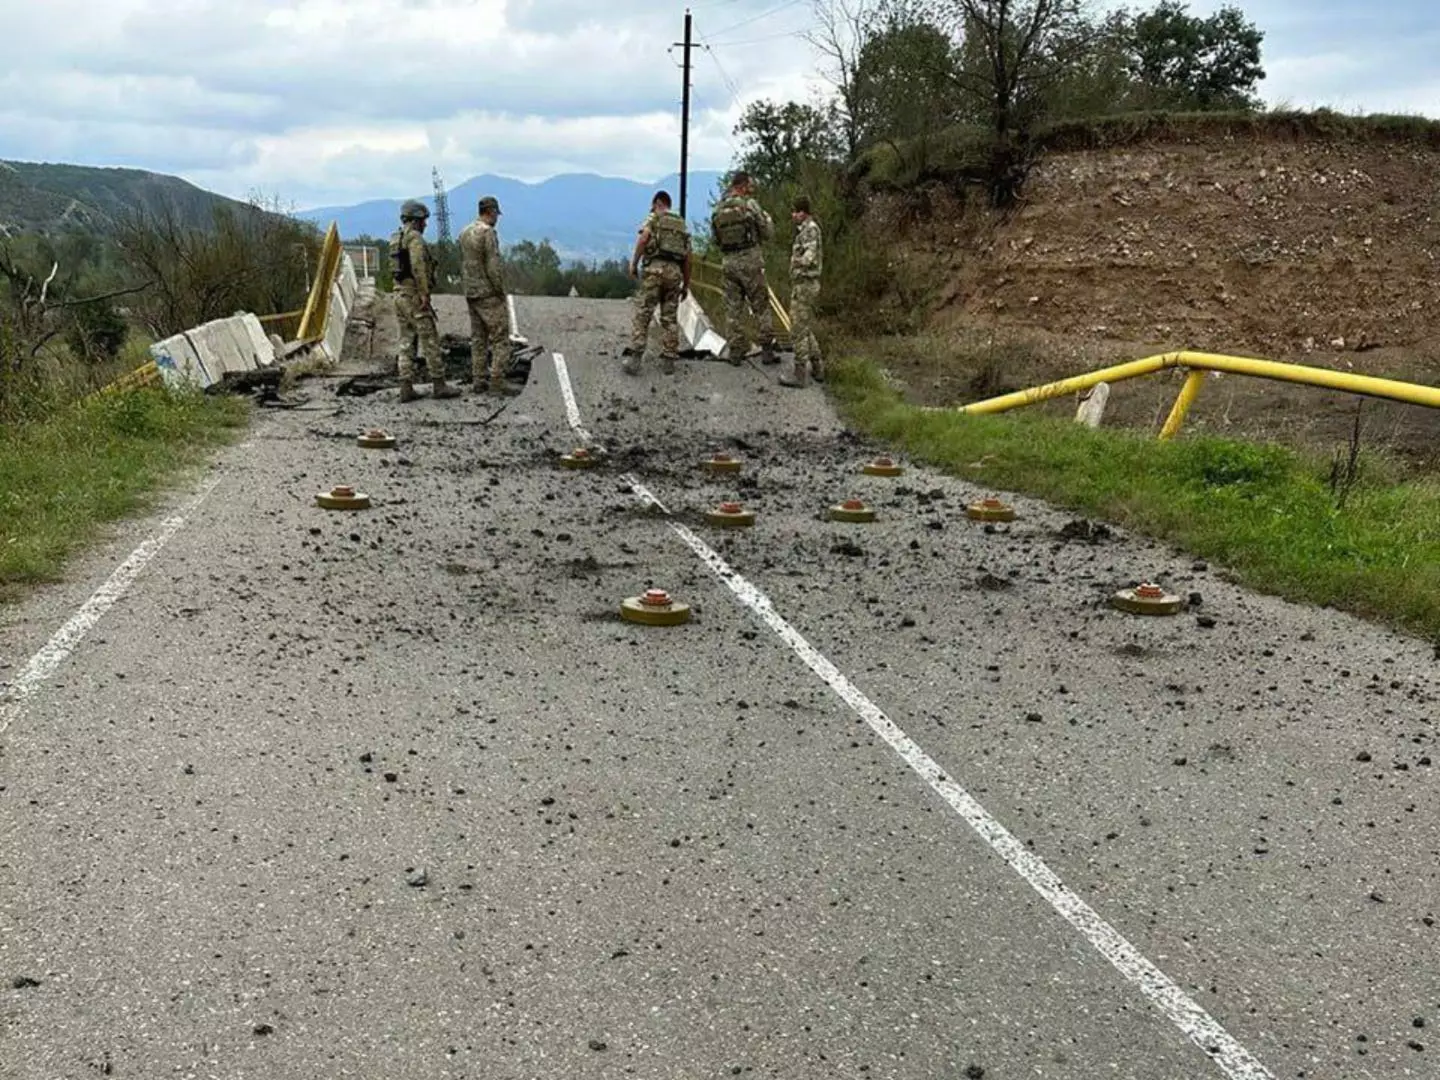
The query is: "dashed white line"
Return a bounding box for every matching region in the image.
[0,474,222,739]
[553,351,1274,1080]
[507,293,519,337]
[551,353,595,445]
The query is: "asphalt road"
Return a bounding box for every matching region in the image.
[1,292,1436,1080]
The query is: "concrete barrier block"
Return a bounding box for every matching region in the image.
[236,313,277,367]
[330,281,349,325]
[217,318,262,371]
[150,333,213,389]
[339,257,358,306]
[324,320,345,363]
[189,319,248,376]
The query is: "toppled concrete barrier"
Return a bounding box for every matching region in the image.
[150,251,360,388]
[151,312,277,390]
[151,332,213,388]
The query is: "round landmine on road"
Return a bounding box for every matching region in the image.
[705,501,756,528]
[1111,582,1183,615]
[966,496,1016,522]
[700,451,743,475]
[829,498,876,523]
[862,456,903,477]
[620,588,692,626]
[561,447,598,469]
[357,428,397,449]
[316,485,371,510]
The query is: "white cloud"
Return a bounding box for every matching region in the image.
[3,0,1438,209]
[0,0,816,205]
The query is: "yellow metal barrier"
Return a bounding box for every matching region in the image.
[958,350,1440,440]
[296,222,343,343]
[92,360,161,397]
[694,257,795,342]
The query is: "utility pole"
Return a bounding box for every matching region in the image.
[674,9,694,219]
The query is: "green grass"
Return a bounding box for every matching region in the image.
[830,353,1440,642]
[0,385,247,599]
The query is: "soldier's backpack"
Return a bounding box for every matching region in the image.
[711,198,758,252]
[389,229,413,282]
[651,212,690,260]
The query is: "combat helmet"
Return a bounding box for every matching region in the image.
[400,199,430,222]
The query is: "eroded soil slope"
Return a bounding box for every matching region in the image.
[874,132,1440,460]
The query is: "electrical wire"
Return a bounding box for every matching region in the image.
[704,0,807,41]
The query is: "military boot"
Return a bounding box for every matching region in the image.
[660,353,677,375]
[622,354,641,375]
[778,366,807,389]
[490,367,520,395]
[759,343,780,366]
[398,379,417,403]
[432,376,461,399]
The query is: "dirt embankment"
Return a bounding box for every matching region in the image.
[868,131,1440,462]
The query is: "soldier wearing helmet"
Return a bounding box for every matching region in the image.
[389,199,459,401]
[457,195,515,394]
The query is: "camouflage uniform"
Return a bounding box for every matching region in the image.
[785,215,823,386]
[458,196,512,390]
[710,192,776,365]
[389,206,446,391]
[627,209,690,374]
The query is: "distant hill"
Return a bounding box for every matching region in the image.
[299,171,729,262]
[0,160,273,237]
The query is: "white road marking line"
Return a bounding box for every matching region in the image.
[552,354,1274,1080]
[0,474,223,739]
[507,293,519,336]
[551,353,595,446]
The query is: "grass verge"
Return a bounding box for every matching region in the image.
[0,386,248,601]
[829,351,1440,643]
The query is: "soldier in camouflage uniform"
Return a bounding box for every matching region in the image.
[623,190,691,376]
[390,200,459,401]
[709,171,777,366]
[458,195,516,395]
[780,194,824,388]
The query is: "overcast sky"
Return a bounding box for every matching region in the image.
[2,0,1436,210]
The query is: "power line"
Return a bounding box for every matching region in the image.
[705,28,806,47]
[704,0,806,41]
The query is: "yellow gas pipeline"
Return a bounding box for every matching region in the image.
[957,350,1440,440]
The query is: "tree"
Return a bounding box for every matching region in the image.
[114,197,320,338]
[1124,2,1265,110]
[805,0,884,156]
[852,15,964,149]
[503,240,565,295]
[934,0,1095,205]
[733,99,843,188]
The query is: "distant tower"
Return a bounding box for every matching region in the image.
[432,166,455,287]
[432,166,453,249]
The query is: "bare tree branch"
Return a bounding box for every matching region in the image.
[52,280,155,310]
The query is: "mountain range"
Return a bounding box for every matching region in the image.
[0,159,732,265]
[298,171,729,263]
[0,160,270,237]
